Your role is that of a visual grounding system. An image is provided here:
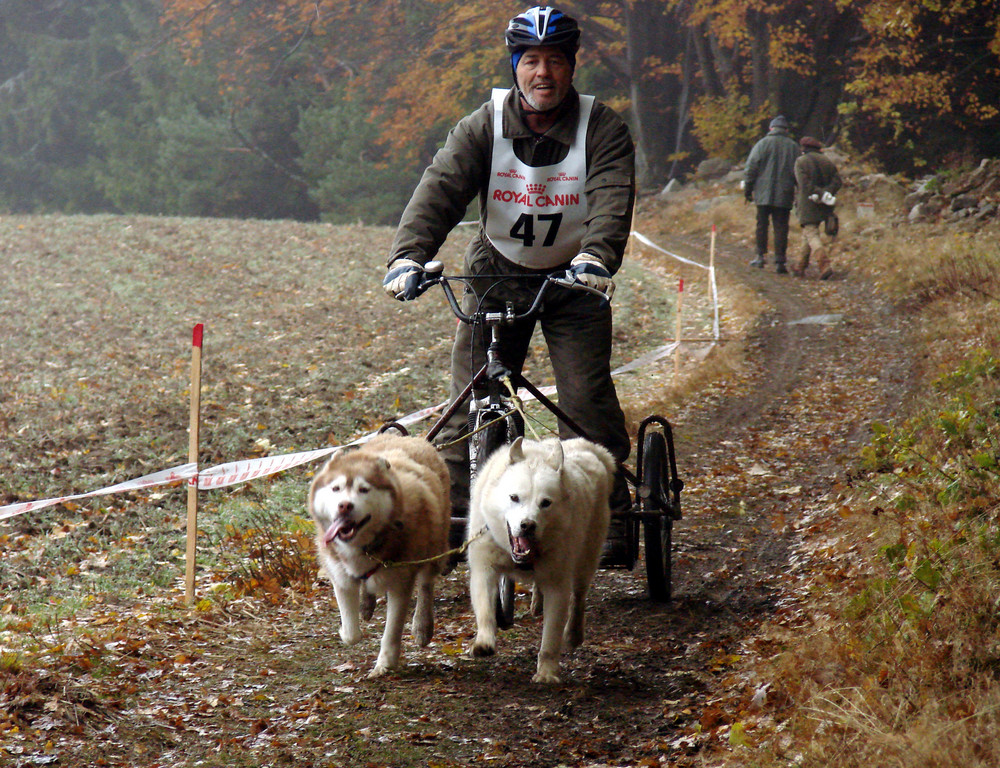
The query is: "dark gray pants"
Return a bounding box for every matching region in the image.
[435,259,631,513]
[755,205,791,262]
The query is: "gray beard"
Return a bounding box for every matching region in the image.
[519,88,566,115]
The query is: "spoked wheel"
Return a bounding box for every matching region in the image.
[642,430,673,602]
[469,407,524,630]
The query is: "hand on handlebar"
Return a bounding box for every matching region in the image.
[568,253,616,299]
[382,258,424,301]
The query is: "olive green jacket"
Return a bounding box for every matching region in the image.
[387,87,635,274]
[744,129,800,208]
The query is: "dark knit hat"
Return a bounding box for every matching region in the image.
[769,115,789,131]
[799,136,823,150]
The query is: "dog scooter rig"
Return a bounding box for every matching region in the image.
[403,261,683,621]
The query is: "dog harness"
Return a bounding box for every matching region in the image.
[484,88,593,269]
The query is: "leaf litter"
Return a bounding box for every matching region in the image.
[0,211,917,766]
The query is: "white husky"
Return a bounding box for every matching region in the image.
[308,433,451,678]
[467,436,615,683]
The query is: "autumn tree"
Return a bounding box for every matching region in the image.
[0,0,144,212]
[160,0,697,189]
[680,0,861,159]
[6,0,1000,216]
[842,0,1000,170]
[0,0,320,218]
[681,0,1000,171]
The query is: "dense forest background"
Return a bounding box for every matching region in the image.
[2,0,999,224]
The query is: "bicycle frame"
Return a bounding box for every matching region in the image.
[421,270,635,490]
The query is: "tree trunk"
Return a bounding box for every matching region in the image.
[747,8,770,113]
[691,22,724,98]
[623,0,683,189]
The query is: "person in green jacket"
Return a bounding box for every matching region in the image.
[792,136,842,279]
[382,6,636,567]
[743,116,800,273]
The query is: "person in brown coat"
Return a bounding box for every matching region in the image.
[793,136,842,279]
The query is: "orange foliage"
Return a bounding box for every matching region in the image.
[158,0,636,164]
[846,0,1000,137]
[690,92,770,159]
[158,0,1000,172]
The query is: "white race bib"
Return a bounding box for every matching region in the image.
[485,88,593,269]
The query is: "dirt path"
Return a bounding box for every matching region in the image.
[45,236,916,768]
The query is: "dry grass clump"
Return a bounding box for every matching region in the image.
[755,331,1000,764]
[222,506,318,600]
[642,182,1000,768]
[749,350,1000,767]
[641,189,750,241]
[838,221,1000,310]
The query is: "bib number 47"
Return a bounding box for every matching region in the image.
[510,212,563,247]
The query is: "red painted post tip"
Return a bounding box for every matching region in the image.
[192,323,204,347]
[679,278,684,292]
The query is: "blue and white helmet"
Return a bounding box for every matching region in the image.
[505,6,580,71]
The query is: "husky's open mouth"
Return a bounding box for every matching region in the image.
[324,513,372,545]
[507,523,538,569]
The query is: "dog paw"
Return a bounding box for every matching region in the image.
[340,627,363,646]
[564,628,584,649]
[531,670,561,684]
[471,641,496,658]
[412,625,433,647]
[530,587,543,616]
[367,664,390,679]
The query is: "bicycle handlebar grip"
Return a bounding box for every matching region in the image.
[415,267,443,298]
[553,271,613,304]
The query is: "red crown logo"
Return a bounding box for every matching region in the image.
[526,183,546,194]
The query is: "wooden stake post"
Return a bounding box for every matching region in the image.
[185,324,204,605]
[675,278,684,375]
[709,224,716,299]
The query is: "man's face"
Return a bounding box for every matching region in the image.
[515,46,573,112]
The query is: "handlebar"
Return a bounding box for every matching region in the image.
[415,260,610,325]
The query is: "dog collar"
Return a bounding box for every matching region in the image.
[354,563,382,582]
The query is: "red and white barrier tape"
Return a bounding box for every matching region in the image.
[630,230,720,341]
[196,447,341,490]
[0,464,197,522]
[631,231,708,270]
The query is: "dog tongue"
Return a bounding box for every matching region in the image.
[324,519,356,545]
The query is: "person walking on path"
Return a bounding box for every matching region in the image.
[381,6,636,566]
[743,115,800,273]
[792,136,842,280]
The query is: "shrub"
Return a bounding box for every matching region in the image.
[689,93,769,162]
